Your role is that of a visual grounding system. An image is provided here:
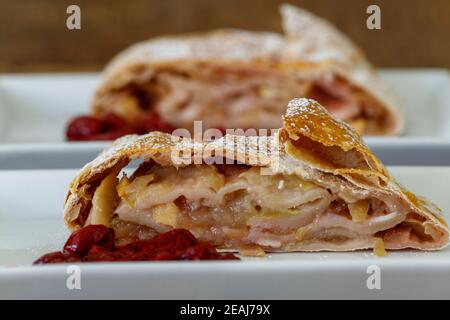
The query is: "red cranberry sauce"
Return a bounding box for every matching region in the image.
[66,112,175,141]
[34,225,238,264]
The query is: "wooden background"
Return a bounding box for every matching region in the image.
[0,0,449,72]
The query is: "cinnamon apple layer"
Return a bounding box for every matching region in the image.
[64,98,448,254]
[86,163,442,252]
[95,65,389,135]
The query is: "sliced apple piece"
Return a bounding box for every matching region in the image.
[89,170,120,226]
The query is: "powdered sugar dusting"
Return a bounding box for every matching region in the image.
[105,29,283,74]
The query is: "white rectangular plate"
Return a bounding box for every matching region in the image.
[1,139,450,170]
[0,69,449,143]
[0,167,449,299]
[0,70,449,169]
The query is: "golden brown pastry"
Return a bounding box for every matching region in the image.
[63,98,446,254]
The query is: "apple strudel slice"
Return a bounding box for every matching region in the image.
[64,98,447,254]
[67,4,402,141]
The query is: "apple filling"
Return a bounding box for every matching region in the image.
[94,65,390,135]
[83,162,443,253]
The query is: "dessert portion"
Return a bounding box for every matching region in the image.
[66,4,402,141]
[63,99,447,255]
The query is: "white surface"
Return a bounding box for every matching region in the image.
[0,73,97,143]
[0,69,449,144]
[380,69,450,137]
[0,167,449,299]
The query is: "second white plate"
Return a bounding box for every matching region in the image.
[0,69,449,143]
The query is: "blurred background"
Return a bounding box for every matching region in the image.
[0,0,449,72]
